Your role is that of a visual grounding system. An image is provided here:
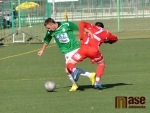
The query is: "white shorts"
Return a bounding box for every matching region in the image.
[65,48,79,64]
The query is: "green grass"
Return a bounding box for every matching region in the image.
[0,38,150,113]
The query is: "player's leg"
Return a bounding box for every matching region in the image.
[65,49,81,91]
[65,68,78,91]
[67,47,96,85]
[94,60,105,89]
[67,61,96,85]
[66,60,81,82]
[89,50,104,89]
[65,68,76,84]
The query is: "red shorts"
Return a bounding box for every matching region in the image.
[71,45,104,64]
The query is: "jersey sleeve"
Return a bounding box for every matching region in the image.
[78,21,92,40]
[44,31,52,44]
[67,21,78,31]
[105,32,118,44]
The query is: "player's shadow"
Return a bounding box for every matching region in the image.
[78,83,132,91]
[102,83,132,89]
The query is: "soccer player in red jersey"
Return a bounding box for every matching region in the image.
[66,21,118,89]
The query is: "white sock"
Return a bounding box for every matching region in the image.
[96,77,100,83]
[80,72,92,78]
[68,74,76,84]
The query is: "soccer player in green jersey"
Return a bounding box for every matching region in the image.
[38,18,95,91]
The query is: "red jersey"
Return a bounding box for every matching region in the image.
[79,21,118,49]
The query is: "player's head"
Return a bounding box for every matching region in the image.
[95,22,104,28]
[44,18,57,31]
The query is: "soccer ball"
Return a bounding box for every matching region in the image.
[44,81,56,92]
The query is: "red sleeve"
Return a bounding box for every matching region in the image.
[78,21,92,40]
[106,33,118,44]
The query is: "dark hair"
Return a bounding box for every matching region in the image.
[44,18,56,26]
[95,22,104,28]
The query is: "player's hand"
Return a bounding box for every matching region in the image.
[38,50,44,56]
[85,29,93,39]
[104,39,109,43]
[88,32,94,39]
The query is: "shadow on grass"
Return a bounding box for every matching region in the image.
[102,83,132,89]
[77,83,132,91]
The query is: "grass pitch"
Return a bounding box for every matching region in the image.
[0,38,150,113]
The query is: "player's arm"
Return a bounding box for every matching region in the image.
[38,43,48,56]
[38,31,52,56]
[67,21,78,31]
[104,32,118,44]
[78,21,92,40]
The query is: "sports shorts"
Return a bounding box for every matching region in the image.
[71,45,104,64]
[65,48,79,64]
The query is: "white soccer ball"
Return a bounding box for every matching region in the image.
[45,81,56,92]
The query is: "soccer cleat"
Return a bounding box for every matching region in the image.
[71,68,81,82]
[94,82,103,90]
[69,84,78,92]
[90,72,96,86]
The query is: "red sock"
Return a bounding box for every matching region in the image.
[96,63,105,81]
[66,63,76,73]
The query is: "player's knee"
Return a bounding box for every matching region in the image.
[67,59,76,64]
[97,59,105,65]
[65,68,70,75]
